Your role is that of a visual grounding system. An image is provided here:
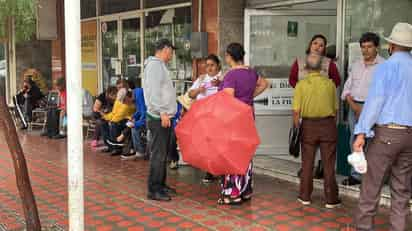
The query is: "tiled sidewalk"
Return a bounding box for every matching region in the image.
[0,131,408,231]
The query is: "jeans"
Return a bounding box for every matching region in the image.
[131,126,145,154]
[147,119,172,194]
[348,108,361,180]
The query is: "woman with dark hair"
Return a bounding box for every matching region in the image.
[218,43,269,205]
[90,86,118,147]
[188,54,222,100]
[187,54,222,182]
[289,34,341,88]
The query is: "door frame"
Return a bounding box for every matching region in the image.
[244,8,342,159]
[98,13,144,91]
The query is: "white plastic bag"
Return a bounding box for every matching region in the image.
[347,151,367,174]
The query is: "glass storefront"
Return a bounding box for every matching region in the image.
[80,1,191,94]
[101,21,119,89]
[344,0,412,60]
[144,6,192,80]
[122,18,141,85]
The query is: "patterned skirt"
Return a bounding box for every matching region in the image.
[221,162,253,198]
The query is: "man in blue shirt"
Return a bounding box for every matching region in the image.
[353,23,412,231]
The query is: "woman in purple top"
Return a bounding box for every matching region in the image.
[218,43,268,205]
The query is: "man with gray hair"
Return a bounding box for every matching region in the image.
[292,53,340,208]
[143,39,177,202]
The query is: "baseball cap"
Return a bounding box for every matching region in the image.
[155,39,177,51]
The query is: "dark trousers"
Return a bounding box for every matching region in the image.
[147,119,172,194]
[355,127,412,231]
[45,108,60,137]
[101,121,110,146]
[168,130,179,162]
[93,118,105,140]
[300,117,339,203]
[101,120,127,149]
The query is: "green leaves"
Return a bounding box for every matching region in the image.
[0,0,37,42]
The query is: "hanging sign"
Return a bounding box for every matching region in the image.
[254,78,294,111]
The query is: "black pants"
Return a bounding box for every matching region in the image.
[168,130,179,162]
[45,108,60,137]
[101,120,127,149]
[147,119,172,194]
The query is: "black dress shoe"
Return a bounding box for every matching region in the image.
[341,176,361,186]
[101,147,112,153]
[52,134,66,139]
[147,191,171,201]
[162,185,177,196]
[110,149,122,156]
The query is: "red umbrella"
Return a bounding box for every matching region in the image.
[175,91,260,175]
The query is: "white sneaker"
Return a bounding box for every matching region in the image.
[325,200,342,209]
[121,152,144,160]
[297,198,311,206]
[169,161,178,169]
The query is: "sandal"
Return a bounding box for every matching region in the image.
[217,196,242,205]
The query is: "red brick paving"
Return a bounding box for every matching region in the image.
[0,131,410,230]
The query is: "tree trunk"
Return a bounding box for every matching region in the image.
[0,96,41,230]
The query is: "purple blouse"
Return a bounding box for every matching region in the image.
[219,68,258,106]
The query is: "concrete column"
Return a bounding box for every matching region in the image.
[64,0,84,230]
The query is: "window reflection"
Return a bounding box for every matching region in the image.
[144,7,192,80]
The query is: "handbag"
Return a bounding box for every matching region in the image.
[288,126,301,158]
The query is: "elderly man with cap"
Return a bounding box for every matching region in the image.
[143,39,177,201]
[353,23,412,231]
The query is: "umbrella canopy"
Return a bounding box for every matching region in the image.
[175,91,260,175]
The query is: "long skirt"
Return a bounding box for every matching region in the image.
[221,162,253,198]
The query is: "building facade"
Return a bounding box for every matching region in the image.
[2,0,412,175]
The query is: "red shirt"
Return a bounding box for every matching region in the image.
[59,90,67,111]
[288,59,341,88]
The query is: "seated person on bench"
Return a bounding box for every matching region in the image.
[14,77,44,129]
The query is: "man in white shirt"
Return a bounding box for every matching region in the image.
[341,32,385,186]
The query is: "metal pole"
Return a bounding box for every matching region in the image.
[64,0,84,230]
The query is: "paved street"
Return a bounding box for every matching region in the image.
[0,131,409,231]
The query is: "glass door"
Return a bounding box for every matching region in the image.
[101,20,119,89]
[101,16,141,90]
[245,9,337,160]
[122,17,141,86]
